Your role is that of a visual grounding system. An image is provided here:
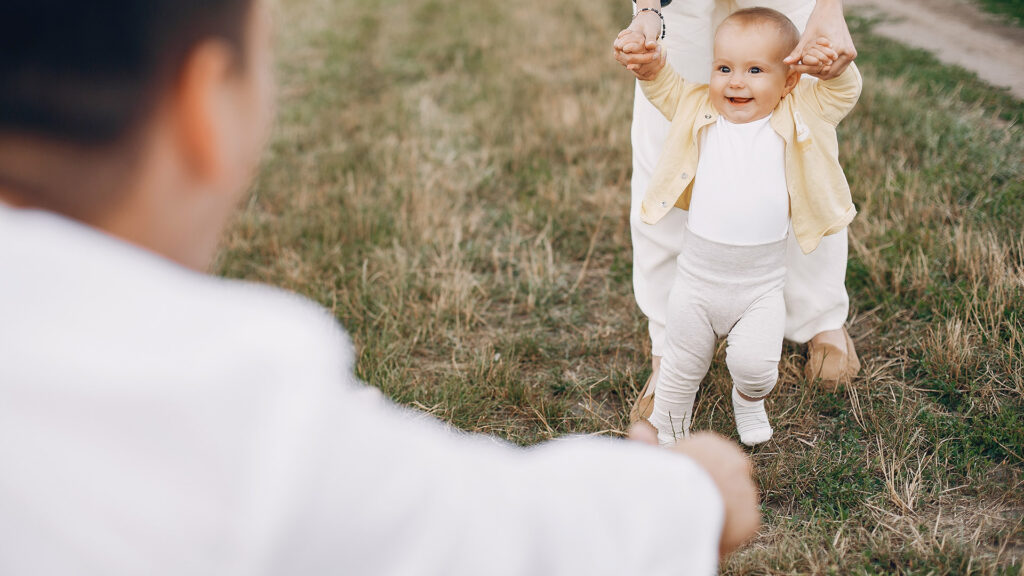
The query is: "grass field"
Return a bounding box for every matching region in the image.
[218,0,1024,573]
[975,0,1024,25]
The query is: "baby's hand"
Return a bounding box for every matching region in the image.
[798,37,840,78]
[616,28,649,55]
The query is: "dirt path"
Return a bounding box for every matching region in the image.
[846,0,1024,99]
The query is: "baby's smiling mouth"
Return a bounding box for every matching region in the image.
[728,97,753,104]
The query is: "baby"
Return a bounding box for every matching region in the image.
[621,7,862,446]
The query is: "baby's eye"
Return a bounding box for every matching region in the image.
[717,65,731,73]
[750,67,763,74]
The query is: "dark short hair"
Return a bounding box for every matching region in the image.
[0,0,253,144]
[720,7,801,57]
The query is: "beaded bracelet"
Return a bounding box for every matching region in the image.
[632,7,666,40]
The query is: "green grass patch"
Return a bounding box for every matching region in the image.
[975,0,1024,25]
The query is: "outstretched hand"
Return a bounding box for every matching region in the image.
[784,0,857,79]
[628,423,761,557]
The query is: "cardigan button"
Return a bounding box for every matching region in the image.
[705,114,712,119]
[660,201,667,207]
[680,172,689,180]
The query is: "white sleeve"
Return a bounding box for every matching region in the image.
[0,222,723,576]
[253,316,725,576]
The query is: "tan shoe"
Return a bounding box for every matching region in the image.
[805,326,861,387]
[629,373,656,425]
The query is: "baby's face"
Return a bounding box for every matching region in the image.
[710,22,798,123]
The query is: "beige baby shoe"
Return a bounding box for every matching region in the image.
[629,373,656,425]
[805,326,861,388]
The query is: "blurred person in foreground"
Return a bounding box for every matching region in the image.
[0,1,759,574]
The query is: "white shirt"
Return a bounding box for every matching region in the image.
[688,114,790,245]
[0,203,724,575]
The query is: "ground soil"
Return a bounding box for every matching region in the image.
[846,0,1024,99]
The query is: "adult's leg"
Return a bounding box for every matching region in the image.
[787,230,861,382]
[629,0,717,421]
[630,0,718,352]
[783,229,848,342]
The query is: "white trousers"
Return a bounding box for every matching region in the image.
[652,228,786,443]
[630,0,850,356]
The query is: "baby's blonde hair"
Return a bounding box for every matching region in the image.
[719,7,801,57]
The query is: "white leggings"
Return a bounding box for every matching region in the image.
[631,0,850,354]
[651,228,786,444]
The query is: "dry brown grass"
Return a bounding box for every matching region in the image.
[218,0,1024,573]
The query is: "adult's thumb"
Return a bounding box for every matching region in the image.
[783,41,805,64]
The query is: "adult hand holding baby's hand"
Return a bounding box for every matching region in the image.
[798,37,840,79]
[614,30,666,80]
[628,424,761,557]
[617,8,661,56]
[613,12,666,81]
[785,0,857,79]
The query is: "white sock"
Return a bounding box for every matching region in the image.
[732,387,773,446]
[653,388,697,447]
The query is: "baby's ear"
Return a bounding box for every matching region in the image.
[782,65,801,97]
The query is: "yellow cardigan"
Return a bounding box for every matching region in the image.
[638,63,863,254]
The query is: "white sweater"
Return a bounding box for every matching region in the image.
[0,203,724,576]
